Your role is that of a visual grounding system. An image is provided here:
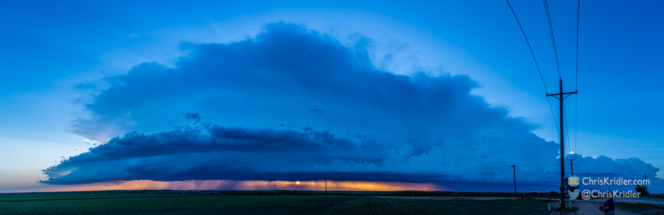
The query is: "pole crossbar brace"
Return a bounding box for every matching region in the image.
[546,91,578,99]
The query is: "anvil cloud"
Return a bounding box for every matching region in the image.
[43,23,661,192]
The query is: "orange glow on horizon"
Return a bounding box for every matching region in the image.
[4,180,449,193]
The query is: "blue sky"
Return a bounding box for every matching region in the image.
[0,0,662,192]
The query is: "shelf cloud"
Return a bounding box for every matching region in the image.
[44,23,661,192]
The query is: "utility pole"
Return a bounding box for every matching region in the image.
[567,158,576,175]
[547,78,578,207]
[511,165,517,199]
[643,174,648,180]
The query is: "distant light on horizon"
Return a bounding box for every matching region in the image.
[2,180,446,193]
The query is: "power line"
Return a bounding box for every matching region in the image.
[505,0,560,136]
[505,0,549,93]
[564,102,572,154]
[574,95,579,155]
[506,1,580,208]
[548,97,560,136]
[575,0,580,91]
[575,0,581,155]
[541,0,579,206]
[543,0,561,78]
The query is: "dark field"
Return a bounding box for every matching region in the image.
[645,194,664,199]
[0,193,555,215]
[617,202,664,215]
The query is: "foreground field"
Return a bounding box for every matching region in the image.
[0,193,553,215]
[616,202,664,215]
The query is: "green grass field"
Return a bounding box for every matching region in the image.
[0,194,554,215]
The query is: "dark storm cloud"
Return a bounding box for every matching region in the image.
[47,22,662,192]
[309,108,324,114]
[42,125,388,184]
[184,112,201,123]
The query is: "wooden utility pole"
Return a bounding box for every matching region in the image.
[547,78,577,207]
[511,165,517,198]
[567,158,576,175]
